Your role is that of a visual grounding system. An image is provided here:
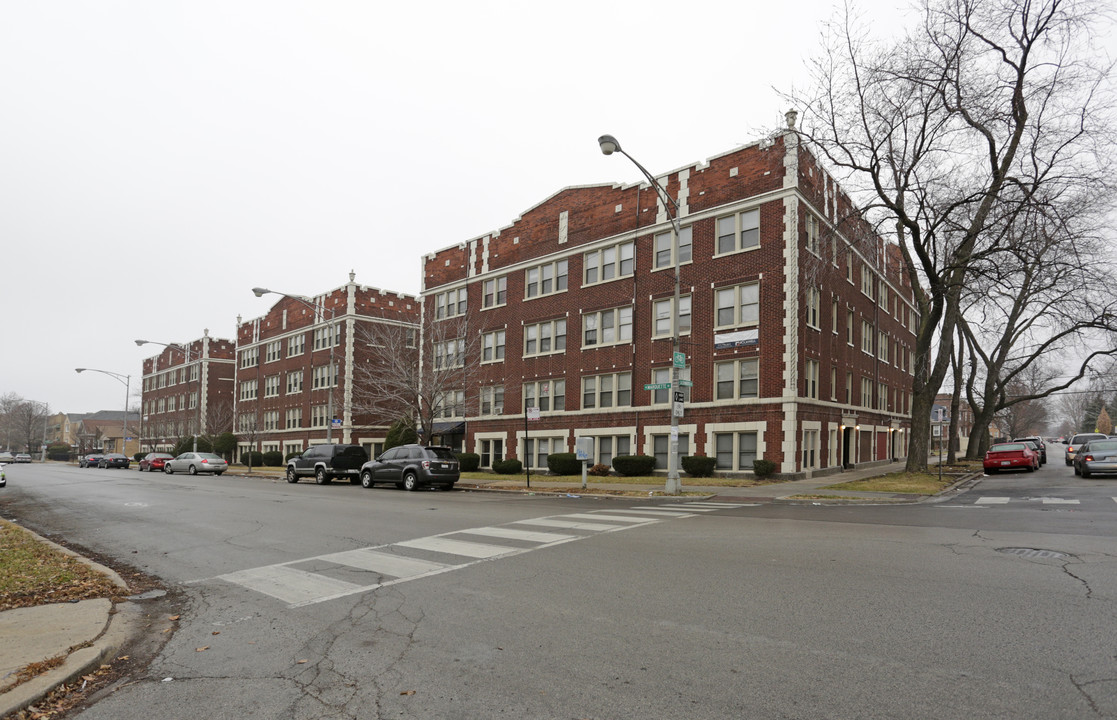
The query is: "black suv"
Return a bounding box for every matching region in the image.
[359,445,460,491]
[286,444,368,484]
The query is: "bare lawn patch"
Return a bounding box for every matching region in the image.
[823,472,957,495]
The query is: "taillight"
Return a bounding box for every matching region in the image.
[202,459,209,464]
[1068,446,1076,453]
[1084,454,1094,462]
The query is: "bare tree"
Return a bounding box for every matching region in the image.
[198,400,236,452]
[788,0,1115,471]
[351,313,478,446]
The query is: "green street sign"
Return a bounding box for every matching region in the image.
[644,382,672,390]
[673,352,686,369]
[679,380,694,387]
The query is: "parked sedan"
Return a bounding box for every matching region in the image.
[1065,433,1108,465]
[0,464,5,488]
[78,454,104,468]
[1073,439,1117,478]
[164,452,227,476]
[359,444,460,490]
[97,453,131,469]
[14,453,32,463]
[138,452,174,472]
[983,442,1038,474]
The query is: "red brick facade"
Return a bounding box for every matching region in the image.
[421,132,916,476]
[233,275,420,460]
[139,331,236,452]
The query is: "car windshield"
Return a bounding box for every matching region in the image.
[198,453,224,460]
[991,444,1025,452]
[427,447,457,460]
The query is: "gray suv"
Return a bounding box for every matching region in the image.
[359,444,460,491]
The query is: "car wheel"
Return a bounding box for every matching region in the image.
[215,472,223,476]
[1074,465,1081,476]
[188,465,198,476]
[315,467,331,485]
[286,467,298,483]
[1081,467,1092,478]
[1066,459,1073,466]
[403,472,419,491]
[361,470,374,489]
[442,482,455,490]
[164,465,173,474]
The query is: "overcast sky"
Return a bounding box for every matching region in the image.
[2,0,930,414]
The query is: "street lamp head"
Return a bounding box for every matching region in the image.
[134,339,148,347]
[598,134,621,156]
[75,368,85,373]
[252,287,271,298]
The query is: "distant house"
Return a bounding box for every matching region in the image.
[75,411,141,457]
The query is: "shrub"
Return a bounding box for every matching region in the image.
[492,459,522,475]
[242,451,264,468]
[384,417,418,451]
[133,453,146,462]
[262,451,284,467]
[285,450,304,462]
[612,454,656,477]
[172,436,212,456]
[681,455,716,478]
[546,453,581,476]
[456,452,480,472]
[587,463,611,476]
[752,459,777,478]
[214,432,238,456]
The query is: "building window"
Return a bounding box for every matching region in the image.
[805,287,820,329]
[584,241,634,285]
[480,385,504,416]
[804,359,819,399]
[311,405,329,428]
[167,396,176,412]
[582,372,631,409]
[830,368,837,401]
[265,340,282,363]
[861,264,875,298]
[239,380,257,401]
[482,276,507,309]
[654,226,692,269]
[832,298,839,333]
[434,288,467,319]
[438,390,465,419]
[846,249,854,283]
[583,306,633,348]
[264,374,280,398]
[523,319,566,357]
[651,367,691,404]
[239,347,258,369]
[652,296,691,338]
[583,435,631,466]
[715,432,758,471]
[285,408,302,429]
[524,437,562,470]
[287,370,303,394]
[861,377,873,408]
[716,209,760,254]
[802,429,819,469]
[433,339,465,369]
[715,283,760,329]
[861,320,874,355]
[847,309,855,346]
[482,330,506,363]
[523,379,565,412]
[189,392,198,409]
[878,279,889,309]
[263,411,279,431]
[715,358,759,400]
[312,364,338,389]
[806,214,821,256]
[653,434,691,470]
[879,382,889,411]
[480,439,504,468]
[879,331,889,362]
[525,259,568,299]
[287,334,305,357]
[846,371,853,404]
[313,325,340,351]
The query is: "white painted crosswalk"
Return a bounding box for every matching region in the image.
[211,502,751,607]
[939,496,1117,508]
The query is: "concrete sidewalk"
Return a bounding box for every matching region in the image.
[0,456,975,718]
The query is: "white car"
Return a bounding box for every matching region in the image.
[0,464,6,488]
[164,452,228,476]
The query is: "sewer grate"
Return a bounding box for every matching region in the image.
[997,547,1069,560]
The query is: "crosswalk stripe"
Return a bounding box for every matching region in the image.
[655,504,720,511]
[601,509,695,517]
[217,565,363,606]
[626,507,694,516]
[396,536,519,558]
[684,502,749,508]
[976,497,1010,504]
[318,549,447,577]
[561,513,657,524]
[512,518,629,531]
[1041,498,1079,505]
[462,527,576,543]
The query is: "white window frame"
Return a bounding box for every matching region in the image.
[714,358,759,400]
[525,259,568,299]
[652,295,691,339]
[582,372,632,410]
[716,209,760,255]
[481,330,506,363]
[584,241,634,285]
[714,282,760,329]
[482,276,507,309]
[522,379,565,412]
[654,226,692,270]
[523,319,566,357]
[582,306,633,348]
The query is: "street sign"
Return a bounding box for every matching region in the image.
[673,351,686,368]
[673,391,684,404]
[527,407,540,421]
[331,419,341,428]
[672,401,685,418]
[679,379,694,387]
[644,382,672,390]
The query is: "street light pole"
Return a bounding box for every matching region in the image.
[136,339,199,452]
[75,368,131,455]
[599,134,684,495]
[253,288,338,443]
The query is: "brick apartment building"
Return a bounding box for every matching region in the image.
[420,124,916,476]
[233,273,419,461]
[138,330,237,452]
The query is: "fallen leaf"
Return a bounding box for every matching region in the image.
[117,656,130,661]
[169,615,180,621]
[400,690,416,696]
[196,646,209,652]
[297,659,308,664]
[211,631,220,636]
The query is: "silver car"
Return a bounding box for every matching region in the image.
[1073,439,1117,478]
[164,452,228,476]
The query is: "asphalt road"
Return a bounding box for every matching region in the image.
[1,455,1114,720]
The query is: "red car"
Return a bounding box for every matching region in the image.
[983,442,1039,474]
[138,452,174,472]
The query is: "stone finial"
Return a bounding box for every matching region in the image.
[785,109,798,130]
[349,269,356,282]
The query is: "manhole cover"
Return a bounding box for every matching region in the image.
[997,547,1069,560]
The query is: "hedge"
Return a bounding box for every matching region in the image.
[456,452,480,472]
[242,451,264,468]
[546,452,581,476]
[612,454,656,477]
[262,451,284,467]
[492,458,522,475]
[681,455,716,477]
[752,459,777,478]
